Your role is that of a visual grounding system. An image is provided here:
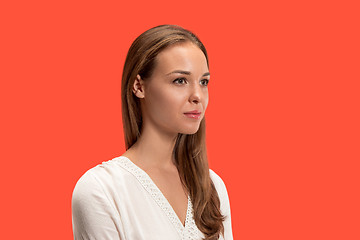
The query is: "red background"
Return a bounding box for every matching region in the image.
[1,0,359,239]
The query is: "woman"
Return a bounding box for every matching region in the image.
[72,24,233,240]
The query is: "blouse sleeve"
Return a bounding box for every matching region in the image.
[71,170,122,240]
[210,169,234,240]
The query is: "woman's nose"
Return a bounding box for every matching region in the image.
[189,84,201,104]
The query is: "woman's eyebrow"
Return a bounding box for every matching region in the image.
[166,70,191,75]
[202,72,210,77]
[166,70,210,77]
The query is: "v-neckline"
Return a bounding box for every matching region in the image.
[114,155,191,236]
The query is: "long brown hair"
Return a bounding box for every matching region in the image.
[121,25,225,239]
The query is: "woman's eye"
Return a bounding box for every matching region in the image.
[200,79,209,86]
[173,78,187,84]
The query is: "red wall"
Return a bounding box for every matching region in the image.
[1,0,359,239]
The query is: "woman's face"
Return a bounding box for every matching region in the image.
[136,42,210,135]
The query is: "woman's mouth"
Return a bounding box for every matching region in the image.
[184,113,201,119]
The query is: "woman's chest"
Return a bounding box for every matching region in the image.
[146,169,189,226]
[109,177,203,240]
[103,158,204,239]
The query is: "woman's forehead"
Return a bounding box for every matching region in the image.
[154,43,209,75]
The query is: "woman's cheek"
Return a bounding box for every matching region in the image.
[151,91,175,113]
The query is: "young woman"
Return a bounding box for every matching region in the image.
[72,25,233,240]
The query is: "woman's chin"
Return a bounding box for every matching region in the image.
[179,126,200,135]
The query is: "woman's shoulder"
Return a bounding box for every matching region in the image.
[209,169,226,189]
[72,156,134,197]
[75,157,122,181]
[209,169,232,219]
[209,169,230,201]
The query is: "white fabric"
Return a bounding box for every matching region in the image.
[72,156,233,240]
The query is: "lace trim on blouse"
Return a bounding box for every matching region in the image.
[111,156,202,239]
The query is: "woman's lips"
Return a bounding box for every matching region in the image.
[184,110,201,114]
[184,113,201,119]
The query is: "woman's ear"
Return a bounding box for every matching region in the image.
[132,74,145,98]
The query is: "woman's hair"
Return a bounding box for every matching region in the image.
[121,24,225,239]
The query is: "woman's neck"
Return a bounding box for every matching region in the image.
[124,125,178,171]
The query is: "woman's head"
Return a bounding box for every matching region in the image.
[122,25,210,147]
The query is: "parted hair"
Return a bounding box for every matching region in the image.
[121,24,225,239]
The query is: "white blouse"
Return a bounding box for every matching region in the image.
[72,156,233,240]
